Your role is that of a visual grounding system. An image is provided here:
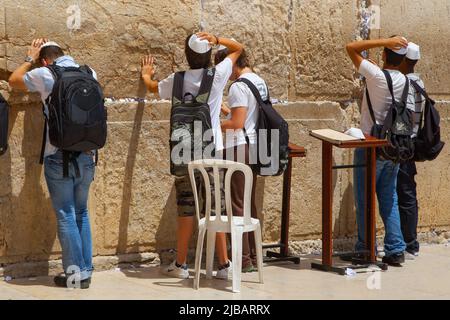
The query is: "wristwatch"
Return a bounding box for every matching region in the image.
[24,56,35,64]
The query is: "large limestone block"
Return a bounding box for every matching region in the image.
[3,0,199,98]
[291,0,360,101]
[261,102,357,242]
[94,102,176,255]
[201,0,292,99]
[0,103,58,264]
[375,0,450,98]
[416,102,450,228]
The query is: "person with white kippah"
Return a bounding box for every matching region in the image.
[8,38,99,289]
[141,32,244,280]
[397,42,426,259]
[345,36,408,266]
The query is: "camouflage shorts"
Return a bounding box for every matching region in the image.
[175,170,225,217]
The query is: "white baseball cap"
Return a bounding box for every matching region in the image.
[406,42,421,60]
[188,34,211,54]
[392,37,408,55]
[41,41,61,49]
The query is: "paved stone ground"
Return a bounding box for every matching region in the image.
[1,244,449,300]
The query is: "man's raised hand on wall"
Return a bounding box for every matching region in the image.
[28,38,48,64]
[141,55,159,94]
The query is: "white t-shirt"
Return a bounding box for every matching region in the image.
[23,56,98,157]
[406,73,426,137]
[359,59,407,134]
[225,72,267,149]
[158,58,233,152]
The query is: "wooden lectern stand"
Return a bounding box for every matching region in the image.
[263,143,307,264]
[309,129,389,275]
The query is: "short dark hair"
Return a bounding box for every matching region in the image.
[405,57,418,68]
[384,48,405,66]
[39,46,64,61]
[185,35,212,69]
[214,48,228,65]
[214,48,251,69]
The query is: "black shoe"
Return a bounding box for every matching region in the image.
[339,252,366,262]
[382,252,405,266]
[54,275,91,289]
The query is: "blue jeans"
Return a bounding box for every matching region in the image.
[353,148,406,257]
[44,151,95,280]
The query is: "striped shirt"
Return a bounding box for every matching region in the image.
[406,73,426,137]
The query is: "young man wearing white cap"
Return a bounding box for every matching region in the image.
[397,42,425,258]
[9,39,98,289]
[141,33,244,279]
[346,36,408,266]
[214,48,266,273]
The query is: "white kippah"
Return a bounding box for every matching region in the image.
[41,41,61,49]
[406,42,421,60]
[188,34,211,54]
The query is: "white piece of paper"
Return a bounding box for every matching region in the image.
[345,128,366,140]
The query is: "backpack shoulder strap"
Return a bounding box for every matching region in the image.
[365,87,377,124]
[400,75,410,104]
[196,68,216,104]
[172,71,185,105]
[381,69,396,103]
[39,113,47,165]
[46,64,64,82]
[233,77,265,107]
[410,80,431,102]
[79,65,94,76]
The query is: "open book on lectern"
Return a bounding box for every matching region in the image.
[310,128,365,145]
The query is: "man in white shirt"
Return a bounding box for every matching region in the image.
[397,43,425,258]
[9,39,97,289]
[346,36,408,266]
[141,32,244,279]
[216,49,267,272]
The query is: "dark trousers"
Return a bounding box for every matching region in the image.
[397,160,420,254]
[224,144,258,268]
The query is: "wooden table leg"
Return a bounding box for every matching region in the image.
[322,141,333,266]
[365,147,377,263]
[280,156,293,257]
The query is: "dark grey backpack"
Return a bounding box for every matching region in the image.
[41,64,107,177]
[410,81,445,162]
[366,70,414,163]
[232,78,289,176]
[169,68,216,176]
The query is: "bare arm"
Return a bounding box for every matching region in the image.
[9,38,47,91]
[141,55,159,94]
[221,107,247,131]
[221,103,231,116]
[197,32,244,65]
[345,36,408,69]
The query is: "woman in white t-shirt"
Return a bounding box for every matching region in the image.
[216,49,267,273]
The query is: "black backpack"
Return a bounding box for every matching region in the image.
[40,64,107,177]
[170,68,216,177]
[410,81,445,161]
[0,93,9,156]
[366,70,414,163]
[232,78,289,176]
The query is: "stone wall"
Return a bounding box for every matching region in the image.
[0,0,449,268]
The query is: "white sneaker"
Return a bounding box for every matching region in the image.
[161,260,189,279]
[215,261,232,280]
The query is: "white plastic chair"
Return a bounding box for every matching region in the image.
[189,159,264,293]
